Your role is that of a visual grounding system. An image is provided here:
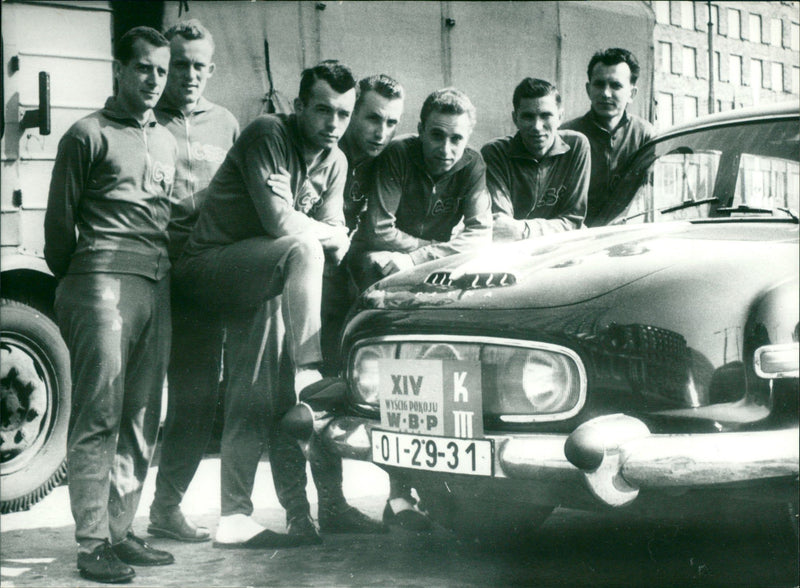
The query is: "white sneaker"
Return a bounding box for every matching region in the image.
[214,514,266,544]
[294,368,323,398]
[388,497,416,514]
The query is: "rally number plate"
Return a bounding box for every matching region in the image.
[372,430,493,477]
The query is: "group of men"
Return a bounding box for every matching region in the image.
[43,18,652,584]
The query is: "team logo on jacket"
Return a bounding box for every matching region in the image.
[150,161,176,195]
[190,142,227,164]
[431,198,460,216]
[349,180,367,203]
[536,185,566,209]
[296,180,323,214]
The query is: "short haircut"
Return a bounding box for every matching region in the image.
[419,87,476,128]
[587,48,641,84]
[355,74,404,111]
[115,26,169,64]
[164,19,215,52]
[298,60,357,105]
[512,78,561,111]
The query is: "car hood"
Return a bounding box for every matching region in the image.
[360,221,799,311]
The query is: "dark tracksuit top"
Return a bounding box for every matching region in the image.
[339,132,377,235]
[155,96,240,262]
[354,135,492,265]
[481,130,589,237]
[182,113,346,257]
[562,109,654,227]
[44,97,177,280]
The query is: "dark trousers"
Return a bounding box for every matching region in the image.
[55,273,170,551]
[222,303,345,518]
[320,261,357,377]
[347,246,388,293]
[174,235,324,367]
[174,235,343,518]
[151,289,224,513]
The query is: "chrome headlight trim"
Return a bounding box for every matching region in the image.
[346,334,587,422]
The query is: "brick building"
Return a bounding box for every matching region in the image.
[650,0,799,129]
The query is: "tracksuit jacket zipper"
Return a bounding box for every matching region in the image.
[183,117,195,209]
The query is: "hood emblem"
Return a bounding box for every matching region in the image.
[425,271,517,289]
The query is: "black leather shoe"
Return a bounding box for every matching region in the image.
[287,513,323,545]
[382,501,433,531]
[320,505,388,534]
[111,533,175,566]
[148,508,211,543]
[77,541,135,584]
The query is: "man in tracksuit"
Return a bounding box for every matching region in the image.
[562,48,654,226]
[44,27,176,584]
[338,74,405,234]
[482,78,589,241]
[320,73,405,375]
[175,61,381,547]
[349,87,492,290]
[268,73,407,532]
[147,19,239,545]
[348,87,492,528]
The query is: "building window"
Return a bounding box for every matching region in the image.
[715,51,724,81]
[751,59,764,91]
[682,96,699,122]
[659,41,673,73]
[657,92,674,129]
[654,1,670,24]
[791,22,799,51]
[729,8,741,39]
[772,62,784,92]
[760,61,770,89]
[715,99,724,113]
[680,1,695,29]
[792,66,799,95]
[682,46,697,78]
[770,18,783,47]
[749,13,762,43]
[712,5,721,35]
[729,54,742,86]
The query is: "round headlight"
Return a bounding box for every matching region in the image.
[486,346,583,418]
[521,350,575,412]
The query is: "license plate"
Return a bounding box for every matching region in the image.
[372,430,493,476]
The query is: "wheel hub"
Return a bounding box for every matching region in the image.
[0,346,48,461]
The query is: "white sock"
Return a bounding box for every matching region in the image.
[389,497,415,514]
[215,514,265,543]
[295,368,323,397]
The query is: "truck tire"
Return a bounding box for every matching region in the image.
[1,299,71,513]
[417,480,553,547]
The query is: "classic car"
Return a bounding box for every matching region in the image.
[317,102,799,541]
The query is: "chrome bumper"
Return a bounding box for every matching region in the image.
[322,414,799,507]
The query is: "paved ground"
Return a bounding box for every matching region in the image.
[1,457,798,587]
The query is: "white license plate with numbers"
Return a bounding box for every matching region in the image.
[371,430,493,476]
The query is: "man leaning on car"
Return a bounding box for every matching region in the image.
[482,78,589,241]
[173,60,381,548]
[348,86,492,290]
[562,47,654,227]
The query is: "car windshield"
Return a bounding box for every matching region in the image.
[607,117,800,225]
